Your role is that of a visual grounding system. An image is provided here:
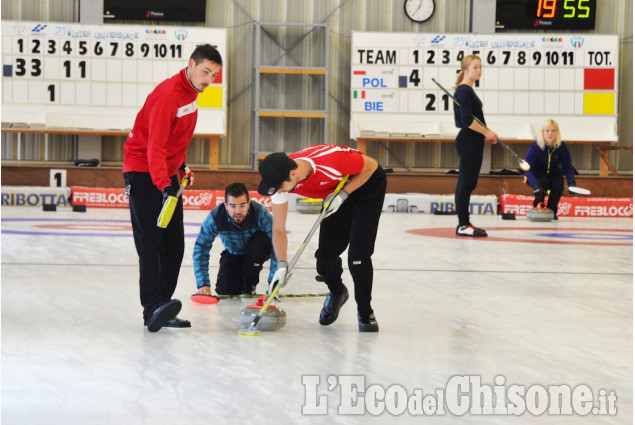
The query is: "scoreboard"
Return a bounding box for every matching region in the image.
[1,21,226,134]
[350,32,618,142]
[496,0,597,30]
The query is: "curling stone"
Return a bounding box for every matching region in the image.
[527,207,554,222]
[239,296,286,331]
[296,198,322,214]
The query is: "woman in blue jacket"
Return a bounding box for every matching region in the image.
[524,119,577,219]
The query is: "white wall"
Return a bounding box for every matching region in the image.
[2,0,632,172]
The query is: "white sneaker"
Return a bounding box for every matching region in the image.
[456,224,488,237]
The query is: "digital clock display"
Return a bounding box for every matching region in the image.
[496,0,597,30]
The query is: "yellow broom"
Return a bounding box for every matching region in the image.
[156,176,189,228]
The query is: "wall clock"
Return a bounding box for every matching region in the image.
[404,0,435,23]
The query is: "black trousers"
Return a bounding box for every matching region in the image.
[455,129,485,227]
[215,231,272,295]
[527,172,564,215]
[124,172,184,324]
[316,166,387,318]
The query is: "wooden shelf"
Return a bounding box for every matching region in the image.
[252,23,329,166]
[258,111,326,118]
[259,67,326,75]
[2,128,129,137]
[596,145,633,176]
[2,128,223,170]
[355,136,619,176]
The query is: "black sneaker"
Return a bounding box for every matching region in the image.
[164,317,191,328]
[456,224,488,237]
[358,313,379,332]
[147,299,182,332]
[319,287,349,326]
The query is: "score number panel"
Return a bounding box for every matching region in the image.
[495,0,597,30]
[350,32,618,140]
[2,21,226,133]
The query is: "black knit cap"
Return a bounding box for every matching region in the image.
[257,152,295,196]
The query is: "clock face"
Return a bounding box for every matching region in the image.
[404,0,435,23]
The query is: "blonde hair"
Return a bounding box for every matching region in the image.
[454,54,481,88]
[537,119,562,150]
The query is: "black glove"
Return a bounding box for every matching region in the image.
[532,183,546,207]
[162,185,176,203]
[568,179,576,187]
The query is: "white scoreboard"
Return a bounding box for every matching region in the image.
[350,32,618,142]
[2,21,226,134]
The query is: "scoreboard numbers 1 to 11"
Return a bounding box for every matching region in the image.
[357,48,612,68]
[15,38,184,58]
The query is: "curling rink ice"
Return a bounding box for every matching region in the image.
[1,205,632,425]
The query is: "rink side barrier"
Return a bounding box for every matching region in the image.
[67,187,274,210]
[1,186,632,218]
[67,187,323,212]
[383,194,497,215]
[499,194,633,218]
[0,186,71,207]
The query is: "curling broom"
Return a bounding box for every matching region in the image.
[431,78,531,172]
[238,175,349,337]
[157,176,189,229]
[566,186,591,196]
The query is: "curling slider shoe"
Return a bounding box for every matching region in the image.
[190,293,220,304]
[146,299,182,333]
[456,224,488,237]
[527,206,554,222]
[239,296,286,332]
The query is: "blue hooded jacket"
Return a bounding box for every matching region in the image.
[193,200,277,288]
[523,141,576,187]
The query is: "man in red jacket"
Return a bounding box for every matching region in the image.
[123,44,222,332]
[258,145,387,332]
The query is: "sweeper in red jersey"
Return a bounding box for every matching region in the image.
[123,44,222,332]
[258,144,386,332]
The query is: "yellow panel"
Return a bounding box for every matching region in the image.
[583,93,615,115]
[197,86,223,109]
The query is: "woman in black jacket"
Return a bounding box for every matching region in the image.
[453,54,499,237]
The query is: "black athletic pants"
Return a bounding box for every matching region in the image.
[124,172,184,324]
[527,172,564,216]
[316,166,387,318]
[215,231,271,295]
[455,128,485,227]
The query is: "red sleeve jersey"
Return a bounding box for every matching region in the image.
[289,144,365,199]
[123,68,199,190]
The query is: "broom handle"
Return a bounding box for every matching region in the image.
[287,175,349,272]
[246,175,350,328]
[431,78,526,165]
